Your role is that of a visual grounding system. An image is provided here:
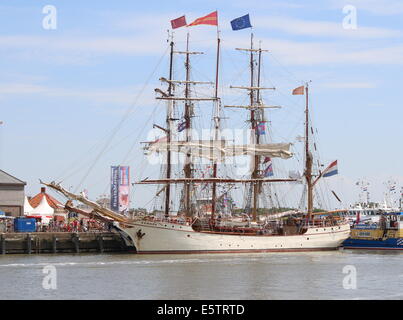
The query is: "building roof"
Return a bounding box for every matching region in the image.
[0,169,26,185]
[24,196,34,214]
[29,195,54,216]
[29,187,63,209]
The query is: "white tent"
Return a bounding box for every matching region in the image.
[23,196,34,215]
[28,196,54,224]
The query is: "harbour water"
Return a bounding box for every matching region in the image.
[0,250,401,300]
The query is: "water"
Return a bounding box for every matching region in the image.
[0,249,401,300]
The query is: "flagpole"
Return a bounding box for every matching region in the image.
[164,30,174,218]
[304,82,314,222]
[183,30,193,216]
[211,19,220,220]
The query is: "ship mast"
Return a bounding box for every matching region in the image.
[183,32,194,217]
[211,31,221,220]
[164,35,175,218]
[225,34,274,222]
[249,34,259,222]
[304,83,314,220]
[157,33,208,216]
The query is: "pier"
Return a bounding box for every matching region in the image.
[0,231,133,254]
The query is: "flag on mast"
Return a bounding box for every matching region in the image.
[178,120,187,132]
[256,122,266,135]
[263,159,274,177]
[292,86,304,95]
[230,14,252,31]
[171,15,187,29]
[322,160,338,177]
[187,11,218,27]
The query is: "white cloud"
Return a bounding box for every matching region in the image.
[333,0,403,16]
[320,81,377,89]
[0,82,155,107]
[254,16,401,38]
[223,36,403,66]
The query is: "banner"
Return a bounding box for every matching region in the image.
[110,166,120,212]
[110,165,130,213]
[118,166,130,213]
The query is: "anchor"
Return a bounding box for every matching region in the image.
[136,229,145,239]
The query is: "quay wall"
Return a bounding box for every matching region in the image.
[0,231,134,254]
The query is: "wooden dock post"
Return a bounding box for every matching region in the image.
[26,234,32,254]
[52,236,57,254]
[1,234,5,255]
[72,233,80,253]
[98,235,104,253]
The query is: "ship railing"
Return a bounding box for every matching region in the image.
[142,216,192,226]
[303,219,341,228]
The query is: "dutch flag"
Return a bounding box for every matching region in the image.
[322,160,338,178]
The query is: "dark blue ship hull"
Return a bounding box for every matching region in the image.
[343,237,403,250]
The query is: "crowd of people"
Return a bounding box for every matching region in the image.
[38,218,111,232]
[0,217,112,233]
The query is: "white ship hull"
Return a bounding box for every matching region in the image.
[118,220,351,254]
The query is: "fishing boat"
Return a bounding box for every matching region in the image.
[42,12,350,253]
[343,212,403,250]
[341,180,401,225]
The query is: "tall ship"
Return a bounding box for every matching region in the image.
[42,12,350,253]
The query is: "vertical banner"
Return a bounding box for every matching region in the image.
[110,166,120,212]
[118,166,130,214]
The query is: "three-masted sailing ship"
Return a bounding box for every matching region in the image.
[42,12,350,253]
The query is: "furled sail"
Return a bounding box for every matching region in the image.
[145,139,293,160]
[228,143,293,159]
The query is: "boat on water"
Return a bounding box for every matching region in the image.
[341,180,402,225]
[343,212,403,250]
[343,201,395,225]
[42,12,350,253]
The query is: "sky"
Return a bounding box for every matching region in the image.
[1,0,403,210]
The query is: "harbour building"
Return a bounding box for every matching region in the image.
[0,169,26,217]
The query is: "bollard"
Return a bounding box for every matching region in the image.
[72,233,80,253]
[98,235,104,253]
[52,236,57,253]
[26,234,32,254]
[1,234,5,255]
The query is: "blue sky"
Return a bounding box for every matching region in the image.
[1,0,403,210]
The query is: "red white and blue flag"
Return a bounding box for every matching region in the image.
[322,160,338,177]
[263,158,274,177]
[256,122,266,135]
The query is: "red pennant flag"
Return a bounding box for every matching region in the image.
[188,11,218,27]
[292,86,304,95]
[171,15,187,29]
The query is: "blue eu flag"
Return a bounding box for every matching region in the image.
[230,14,252,31]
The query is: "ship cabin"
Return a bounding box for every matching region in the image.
[383,212,403,230]
[350,212,403,240]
